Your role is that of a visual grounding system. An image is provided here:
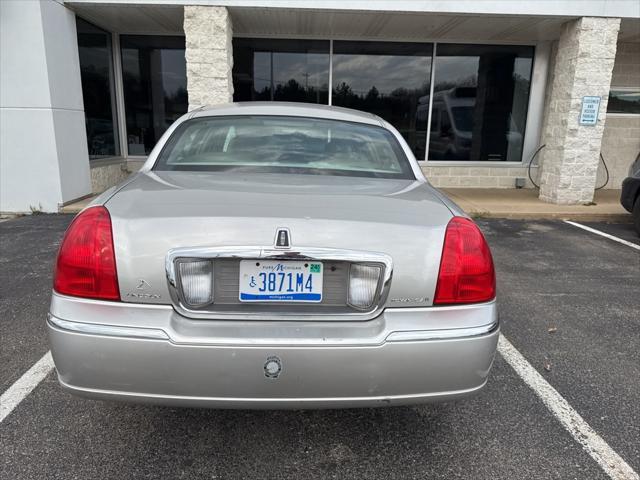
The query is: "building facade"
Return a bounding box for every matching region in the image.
[1,0,639,212]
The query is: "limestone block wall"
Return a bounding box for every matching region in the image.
[600,42,640,189]
[184,6,233,110]
[537,17,620,204]
[421,166,538,188]
[610,41,640,88]
[90,162,131,194]
[601,116,640,188]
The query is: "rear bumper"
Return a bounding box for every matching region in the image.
[48,294,499,409]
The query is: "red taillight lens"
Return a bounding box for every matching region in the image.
[434,217,495,305]
[53,206,120,301]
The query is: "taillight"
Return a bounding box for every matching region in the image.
[53,206,120,301]
[434,216,495,305]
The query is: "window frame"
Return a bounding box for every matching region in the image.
[76,17,121,161]
[424,42,536,165]
[81,30,544,167]
[233,36,542,167]
[119,34,188,157]
[606,86,640,117]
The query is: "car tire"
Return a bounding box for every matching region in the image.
[634,195,640,236]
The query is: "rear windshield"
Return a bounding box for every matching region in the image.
[153,115,415,179]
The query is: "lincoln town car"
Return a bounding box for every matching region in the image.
[48,103,498,408]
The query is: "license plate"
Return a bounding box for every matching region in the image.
[239,260,323,302]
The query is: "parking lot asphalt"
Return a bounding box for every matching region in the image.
[0,214,72,392]
[477,219,640,474]
[1,215,638,480]
[581,221,640,246]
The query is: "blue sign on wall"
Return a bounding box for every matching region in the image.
[579,96,601,126]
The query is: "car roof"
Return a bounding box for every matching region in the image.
[189,102,384,127]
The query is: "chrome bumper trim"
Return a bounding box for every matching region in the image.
[48,314,497,344]
[47,315,169,341]
[385,321,499,342]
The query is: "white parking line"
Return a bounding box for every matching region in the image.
[0,351,54,423]
[564,220,640,251]
[498,334,639,480]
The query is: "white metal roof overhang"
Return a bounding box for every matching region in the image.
[67,3,640,43]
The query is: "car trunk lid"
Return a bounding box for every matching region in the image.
[105,171,453,313]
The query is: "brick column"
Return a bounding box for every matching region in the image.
[184,6,233,111]
[538,17,620,204]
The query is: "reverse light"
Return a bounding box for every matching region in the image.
[53,206,120,301]
[178,260,213,307]
[348,264,381,309]
[434,217,496,305]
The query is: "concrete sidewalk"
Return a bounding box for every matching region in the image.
[60,187,631,222]
[442,188,630,221]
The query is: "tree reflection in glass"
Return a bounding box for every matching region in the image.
[233,39,330,105]
[332,42,433,160]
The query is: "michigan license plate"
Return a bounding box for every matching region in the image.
[239,260,323,302]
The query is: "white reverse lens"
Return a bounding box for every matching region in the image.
[348,264,381,309]
[179,260,213,306]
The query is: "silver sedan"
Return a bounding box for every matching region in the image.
[48,102,498,409]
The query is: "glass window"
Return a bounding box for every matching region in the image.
[607,89,640,114]
[154,116,414,180]
[76,18,119,159]
[332,41,433,159]
[233,39,330,104]
[429,44,534,162]
[120,35,187,155]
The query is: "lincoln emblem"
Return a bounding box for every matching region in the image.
[274,228,291,249]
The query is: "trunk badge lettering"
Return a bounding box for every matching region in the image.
[128,279,160,298]
[126,292,161,299]
[274,228,291,249]
[390,297,428,303]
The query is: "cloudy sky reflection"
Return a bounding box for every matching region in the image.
[333,54,431,95]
